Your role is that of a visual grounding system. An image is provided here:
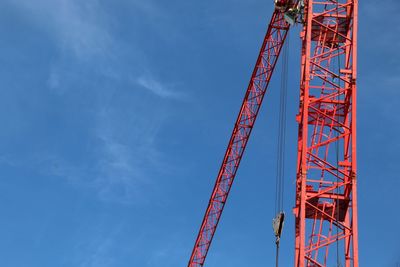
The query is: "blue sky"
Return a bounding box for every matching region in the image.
[0,0,399,266]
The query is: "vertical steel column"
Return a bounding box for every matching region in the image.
[294,0,359,266]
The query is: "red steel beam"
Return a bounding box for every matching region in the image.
[188,10,290,267]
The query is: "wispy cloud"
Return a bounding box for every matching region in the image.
[78,236,116,267]
[0,92,170,206]
[69,222,125,267]
[4,0,184,206]
[137,76,184,99]
[94,136,151,205]
[146,233,187,267]
[66,99,168,205]
[9,0,124,96]
[11,0,188,101]
[9,0,113,59]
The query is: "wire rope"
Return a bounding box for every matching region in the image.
[274,24,290,267]
[274,28,290,215]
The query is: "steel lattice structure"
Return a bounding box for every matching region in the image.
[295,0,358,266]
[188,11,290,266]
[188,1,359,266]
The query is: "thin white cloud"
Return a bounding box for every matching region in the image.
[36,136,156,206]
[9,0,113,59]
[15,100,165,206]
[5,0,184,206]
[71,222,124,267]
[94,135,148,205]
[137,76,184,99]
[88,104,167,205]
[9,0,120,95]
[146,233,187,267]
[51,0,112,59]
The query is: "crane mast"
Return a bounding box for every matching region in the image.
[188,0,359,266]
[295,0,358,266]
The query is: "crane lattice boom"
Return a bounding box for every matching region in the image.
[188,0,359,266]
[188,11,290,267]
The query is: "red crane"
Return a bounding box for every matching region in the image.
[188,0,359,266]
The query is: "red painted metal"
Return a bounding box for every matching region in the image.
[188,0,360,266]
[294,0,359,266]
[188,11,290,267]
